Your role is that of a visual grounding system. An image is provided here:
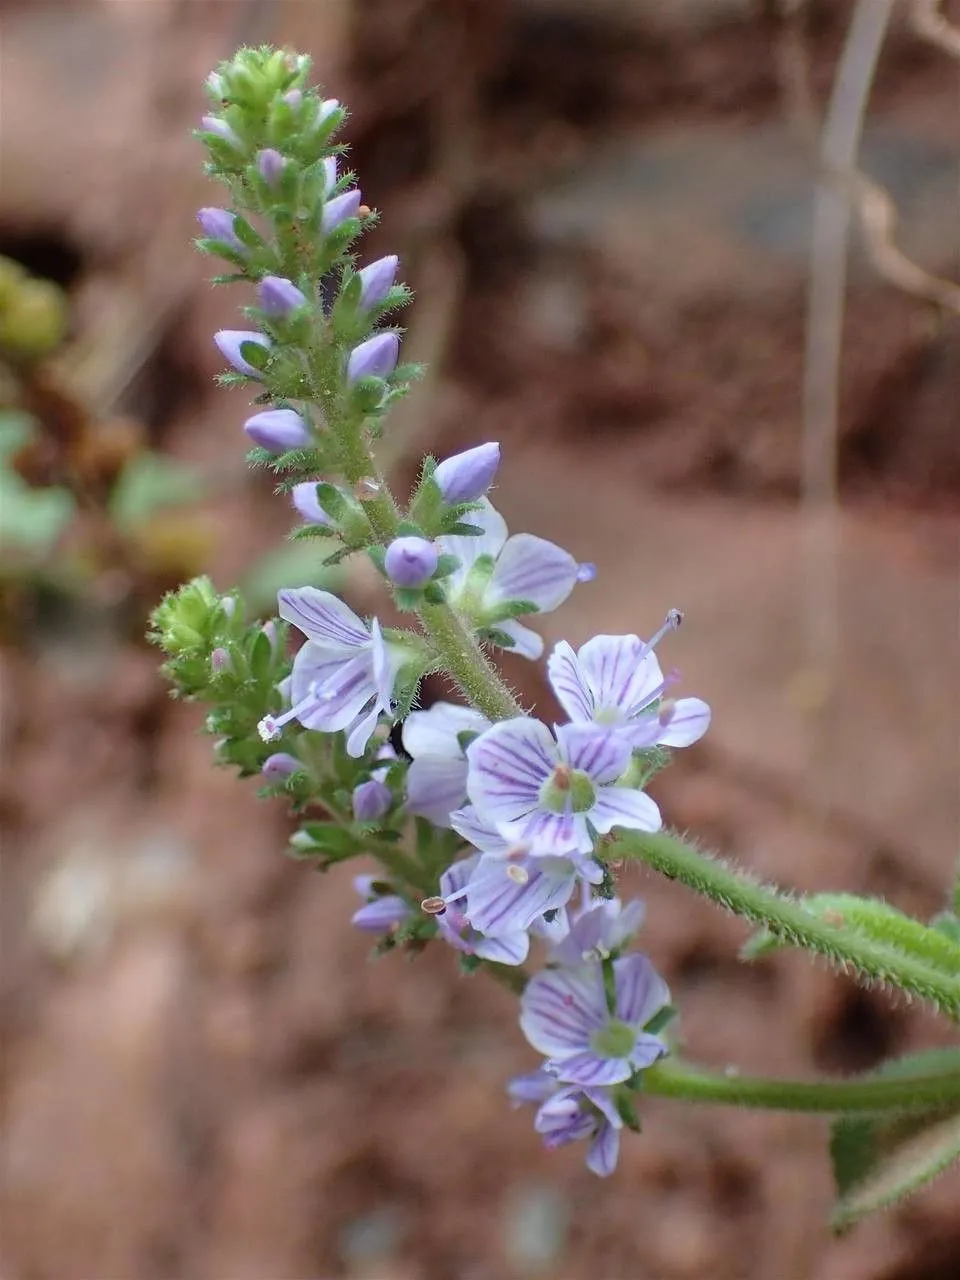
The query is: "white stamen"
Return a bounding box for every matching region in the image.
[646,609,684,652]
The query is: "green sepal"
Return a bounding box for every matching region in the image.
[288,821,359,862]
[644,1004,678,1037]
[393,586,424,612]
[421,583,446,605]
[431,553,460,581]
[349,375,388,414]
[232,216,264,250]
[445,520,485,537]
[485,597,540,623]
[478,627,516,649]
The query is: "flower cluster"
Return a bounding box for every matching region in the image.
[154,47,712,1180]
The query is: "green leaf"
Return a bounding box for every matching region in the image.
[109,450,204,532]
[830,1048,960,1231]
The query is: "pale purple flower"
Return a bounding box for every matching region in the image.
[429,855,529,966]
[437,501,594,659]
[433,442,500,504]
[521,953,670,1087]
[258,276,307,317]
[352,778,391,822]
[357,255,399,311]
[205,72,225,99]
[318,96,340,123]
[257,587,409,757]
[508,1069,623,1177]
[201,115,241,148]
[402,702,491,827]
[282,88,303,110]
[547,623,711,750]
[261,752,301,782]
[291,481,334,526]
[197,207,243,252]
[257,148,285,186]
[549,897,646,969]
[384,536,437,588]
[244,408,310,452]
[347,332,399,384]
[322,189,362,235]
[351,874,411,934]
[449,805,602,936]
[215,329,271,377]
[465,718,661,856]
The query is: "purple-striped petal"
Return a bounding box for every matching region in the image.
[449,806,512,855]
[405,755,469,826]
[495,618,545,659]
[509,807,588,857]
[630,1033,669,1071]
[464,855,577,935]
[556,723,632,785]
[507,1069,557,1106]
[614,953,671,1028]
[550,1050,634,1087]
[473,929,530,965]
[656,696,711,747]
[439,853,482,900]
[351,895,410,932]
[278,586,370,650]
[488,533,580,612]
[346,702,382,758]
[577,634,664,716]
[547,640,595,721]
[586,1121,621,1176]
[465,717,557,823]
[590,787,662,837]
[520,967,607,1058]
[402,702,490,759]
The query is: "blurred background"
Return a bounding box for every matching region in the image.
[1,1,958,1277]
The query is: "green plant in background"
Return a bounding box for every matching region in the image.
[151,46,959,1227]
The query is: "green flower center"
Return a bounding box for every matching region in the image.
[539,764,596,813]
[590,1020,636,1060]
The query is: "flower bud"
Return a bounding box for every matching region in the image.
[321,189,361,235]
[243,408,310,452]
[214,330,271,376]
[197,207,243,252]
[201,115,241,148]
[258,275,307,317]
[433,442,501,503]
[291,481,335,526]
[352,778,392,822]
[318,96,340,122]
[321,156,337,194]
[257,147,285,187]
[347,332,399,384]
[210,646,231,674]
[282,88,303,109]
[384,536,438,588]
[262,752,301,782]
[357,255,399,312]
[206,72,225,99]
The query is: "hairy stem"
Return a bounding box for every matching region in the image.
[644,1057,960,1113]
[613,831,960,1019]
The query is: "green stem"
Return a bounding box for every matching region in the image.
[419,601,523,721]
[323,391,523,722]
[613,831,960,1020]
[644,1058,960,1113]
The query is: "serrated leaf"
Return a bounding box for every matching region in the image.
[831,1112,960,1233]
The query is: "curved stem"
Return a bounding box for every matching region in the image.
[613,831,960,1019]
[644,1058,960,1113]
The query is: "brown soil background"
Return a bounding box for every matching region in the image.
[1,3,958,1278]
